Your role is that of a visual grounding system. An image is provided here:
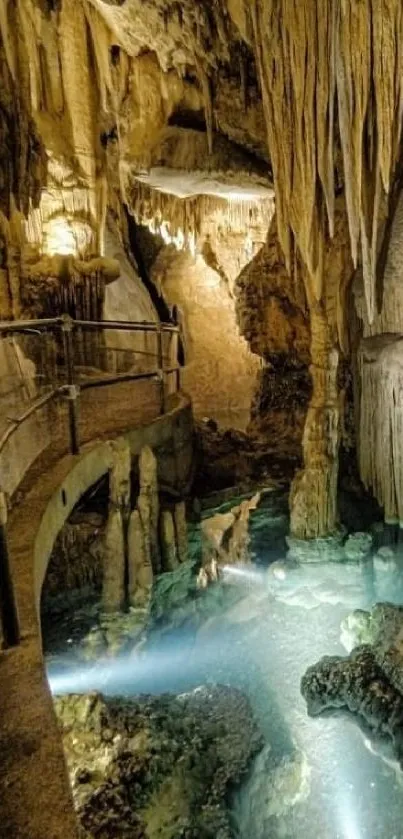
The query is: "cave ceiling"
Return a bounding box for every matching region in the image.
[1,0,403,327]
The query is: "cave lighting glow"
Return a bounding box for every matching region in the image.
[47,632,223,697]
[44,217,79,256]
[146,218,196,255]
[222,564,265,585]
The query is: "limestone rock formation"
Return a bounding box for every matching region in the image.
[173,500,188,564]
[137,445,160,573]
[54,686,262,839]
[127,508,153,609]
[102,508,125,613]
[159,509,178,572]
[4,0,403,541]
[42,513,105,600]
[301,602,403,767]
[199,492,261,586]
[102,440,131,613]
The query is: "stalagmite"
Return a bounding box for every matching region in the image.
[290,331,340,540]
[102,440,131,613]
[173,500,188,564]
[102,508,125,613]
[137,446,160,572]
[160,510,178,571]
[127,509,153,609]
[109,440,131,519]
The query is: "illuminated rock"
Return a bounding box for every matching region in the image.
[54,685,262,839]
[102,508,125,613]
[127,508,153,609]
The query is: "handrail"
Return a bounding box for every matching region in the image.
[74,318,179,333]
[0,389,59,455]
[0,315,179,334]
[0,317,63,333]
[0,314,182,461]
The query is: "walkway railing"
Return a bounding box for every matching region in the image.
[0,313,181,648]
[0,314,181,458]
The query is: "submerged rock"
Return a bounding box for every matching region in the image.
[343,531,373,562]
[54,685,262,839]
[232,743,311,839]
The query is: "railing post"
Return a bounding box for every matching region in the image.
[0,491,20,648]
[61,315,80,455]
[157,324,166,414]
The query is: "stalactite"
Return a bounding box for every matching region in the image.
[0,0,15,81]
[247,0,403,324]
[358,337,403,523]
[83,1,114,113]
[195,56,214,155]
[128,179,273,255]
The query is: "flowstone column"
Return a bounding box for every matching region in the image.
[127,446,158,608]
[102,440,131,613]
[289,304,341,541]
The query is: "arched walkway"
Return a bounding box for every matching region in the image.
[0,392,193,839]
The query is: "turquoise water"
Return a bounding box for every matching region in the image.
[45,493,403,838]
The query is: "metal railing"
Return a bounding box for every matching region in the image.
[0,313,182,648]
[0,314,181,459]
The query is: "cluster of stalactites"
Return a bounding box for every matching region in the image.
[128,180,274,256]
[247,0,403,322]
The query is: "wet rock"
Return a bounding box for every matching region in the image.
[302,602,403,766]
[286,528,346,563]
[174,501,188,564]
[374,546,398,573]
[343,531,373,561]
[232,743,311,838]
[54,685,262,839]
[160,510,178,571]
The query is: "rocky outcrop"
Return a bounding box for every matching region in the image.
[301,602,403,765]
[42,513,105,600]
[236,216,311,456]
[198,492,260,587]
[54,687,262,839]
[150,238,264,431]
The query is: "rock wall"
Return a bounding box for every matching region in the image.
[236,216,311,457]
[151,246,261,430]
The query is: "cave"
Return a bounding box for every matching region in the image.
[3,2,403,838]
